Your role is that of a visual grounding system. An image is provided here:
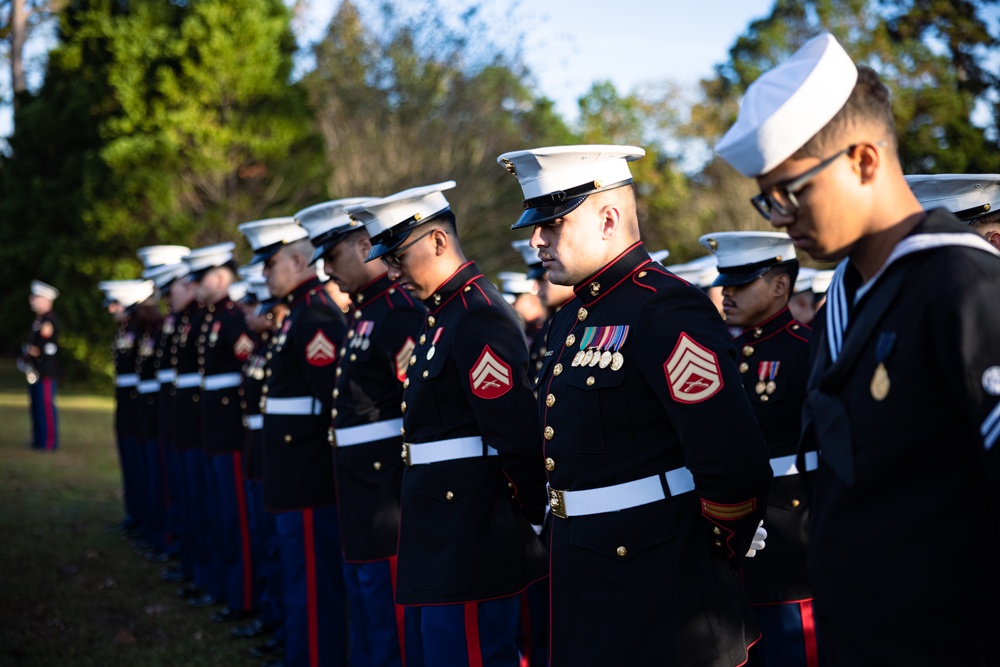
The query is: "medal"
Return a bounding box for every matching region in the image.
[582,348,594,366]
[766,381,777,394]
[426,327,443,361]
[426,347,435,360]
[599,350,612,368]
[871,363,890,401]
[572,350,585,367]
[591,327,613,368]
[361,338,370,351]
[755,381,766,395]
[588,350,601,367]
[576,327,598,368]
[870,332,896,402]
[610,352,624,371]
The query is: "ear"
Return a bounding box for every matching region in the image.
[431,227,449,256]
[987,230,1000,251]
[357,236,373,260]
[771,272,791,298]
[599,203,622,240]
[855,142,881,184]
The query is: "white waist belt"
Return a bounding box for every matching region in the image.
[137,379,161,394]
[116,373,139,388]
[548,467,694,519]
[264,396,323,416]
[335,418,404,447]
[203,372,242,391]
[402,436,497,466]
[175,373,202,389]
[246,414,263,430]
[156,369,177,384]
[770,451,818,477]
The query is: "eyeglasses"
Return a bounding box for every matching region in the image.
[380,229,435,270]
[751,144,858,221]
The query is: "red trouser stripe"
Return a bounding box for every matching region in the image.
[389,556,408,666]
[800,598,820,667]
[519,590,532,667]
[43,378,56,450]
[303,509,319,667]
[231,452,253,609]
[465,602,483,667]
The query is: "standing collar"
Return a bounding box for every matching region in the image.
[734,305,795,342]
[424,261,481,312]
[286,276,326,305]
[353,272,393,307]
[574,242,650,307]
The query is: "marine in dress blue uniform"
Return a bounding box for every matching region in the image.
[299,198,426,667]
[188,243,257,622]
[700,232,819,667]
[716,33,1000,666]
[497,145,773,667]
[24,280,61,451]
[239,217,349,667]
[906,173,1000,251]
[357,182,548,667]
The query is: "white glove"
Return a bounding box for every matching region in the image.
[531,524,543,536]
[745,520,767,558]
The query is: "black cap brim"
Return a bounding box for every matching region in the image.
[509,196,587,230]
[254,296,281,317]
[525,263,545,280]
[711,267,771,288]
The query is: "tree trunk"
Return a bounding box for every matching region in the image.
[11,0,29,109]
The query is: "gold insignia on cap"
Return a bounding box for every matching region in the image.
[776,255,783,262]
[593,179,603,189]
[589,282,600,296]
[707,238,718,251]
[502,158,517,176]
[414,212,423,222]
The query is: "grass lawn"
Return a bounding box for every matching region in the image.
[0,362,257,666]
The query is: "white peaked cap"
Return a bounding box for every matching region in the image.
[665,255,719,289]
[184,242,236,273]
[699,231,797,287]
[511,239,541,268]
[143,261,190,289]
[715,33,858,177]
[498,145,645,200]
[31,280,60,300]
[237,263,264,281]
[237,217,308,264]
[348,181,456,241]
[497,271,537,296]
[905,174,1000,221]
[648,249,671,264]
[227,281,250,303]
[137,245,190,270]
[793,266,817,294]
[295,197,375,242]
[811,269,835,295]
[248,276,272,302]
[99,279,155,307]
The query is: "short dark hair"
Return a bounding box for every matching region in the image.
[429,209,457,234]
[971,209,1000,227]
[793,66,898,160]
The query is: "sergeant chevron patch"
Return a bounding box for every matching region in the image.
[470,345,512,399]
[305,330,336,367]
[395,337,415,383]
[664,333,722,403]
[234,333,254,361]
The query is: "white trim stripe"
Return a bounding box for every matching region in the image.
[982,401,1000,451]
[334,418,404,447]
[175,373,202,389]
[264,396,323,415]
[203,372,242,391]
[115,373,139,387]
[156,369,177,384]
[137,379,161,394]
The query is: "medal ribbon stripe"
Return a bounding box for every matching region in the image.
[982,401,1000,451]
[578,326,597,351]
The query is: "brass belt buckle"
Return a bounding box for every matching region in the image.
[401,442,411,466]
[549,487,567,519]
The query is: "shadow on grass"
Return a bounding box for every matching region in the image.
[0,361,258,666]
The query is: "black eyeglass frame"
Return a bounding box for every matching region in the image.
[379,228,436,270]
[750,144,858,221]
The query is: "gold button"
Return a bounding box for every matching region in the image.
[332,408,339,418]
[400,401,407,413]
[565,334,576,347]
[433,294,441,304]
[347,330,355,339]
[284,434,292,443]
[357,294,365,303]
[791,499,801,508]
[333,388,339,398]
[403,378,410,388]
[712,526,721,536]
[354,311,362,319]
[266,369,272,377]
[463,286,472,292]
[792,324,800,330]
[388,288,395,294]
[743,345,754,356]
[638,271,647,278]
[192,394,199,403]
[336,367,342,377]
[739,362,749,373]
[553,363,563,376]
[328,429,334,444]
[586,376,595,386]
[544,457,555,471]
[714,540,722,548]
[754,328,763,338]
[760,395,769,403]
[409,355,416,366]
[400,427,405,436]
[545,394,555,407]
[616,546,627,558]
[266,352,272,360]
[544,426,554,440]
[422,370,428,378]
[577,307,588,321]
[373,461,382,471]
[445,491,454,501]
[350,353,357,362]
[427,316,436,327]
[221,396,229,405]
[262,386,269,394]
[419,334,426,345]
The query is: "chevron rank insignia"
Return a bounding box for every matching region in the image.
[469,345,512,399]
[305,330,336,367]
[395,337,415,383]
[233,333,254,361]
[664,332,722,403]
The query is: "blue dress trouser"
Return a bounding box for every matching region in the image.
[28,377,58,450]
[246,479,283,628]
[210,451,254,612]
[414,594,521,667]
